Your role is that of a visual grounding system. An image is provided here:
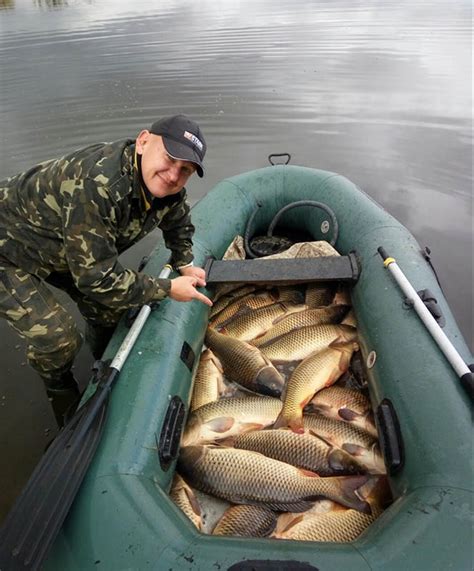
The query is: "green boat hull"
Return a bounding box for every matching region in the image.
[45,166,473,570]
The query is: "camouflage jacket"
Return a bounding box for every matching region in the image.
[0,139,196,309]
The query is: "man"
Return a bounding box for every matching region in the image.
[0,114,212,424]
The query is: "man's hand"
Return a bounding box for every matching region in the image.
[169,275,212,306]
[179,265,207,284]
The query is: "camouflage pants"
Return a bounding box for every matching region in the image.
[0,262,124,382]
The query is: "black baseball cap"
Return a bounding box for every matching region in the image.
[150,114,206,177]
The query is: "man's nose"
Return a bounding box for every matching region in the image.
[168,164,181,183]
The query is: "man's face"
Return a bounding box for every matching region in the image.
[135,131,196,198]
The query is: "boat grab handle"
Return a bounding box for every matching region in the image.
[158,395,186,471]
[268,152,291,165]
[375,399,404,475]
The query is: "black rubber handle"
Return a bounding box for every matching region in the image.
[158,395,186,471]
[378,246,389,260]
[375,398,404,475]
[460,371,474,400]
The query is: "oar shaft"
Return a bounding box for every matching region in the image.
[110,305,152,371]
[111,264,172,372]
[70,264,173,449]
[385,261,469,377]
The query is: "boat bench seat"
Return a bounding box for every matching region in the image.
[204,253,360,285]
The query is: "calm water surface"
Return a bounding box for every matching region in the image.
[0,0,472,521]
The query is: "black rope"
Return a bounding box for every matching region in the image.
[267,200,339,246]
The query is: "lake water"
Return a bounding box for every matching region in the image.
[0,0,472,522]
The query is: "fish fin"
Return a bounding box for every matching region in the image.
[206,416,235,433]
[364,417,379,438]
[315,433,335,448]
[271,312,289,325]
[370,443,387,475]
[337,345,354,372]
[216,375,227,396]
[298,468,320,478]
[328,448,365,475]
[327,448,349,472]
[337,475,372,514]
[287,416,305,434]
[184,488,202,518]
[278,514,305,534]
[364,475,392,508]
[338,407,359,421]
[324,375,340,388]
[241,422,265,432]
[266,500,314,513]
[273,411,289,430]
[328,336,347,349]
[306,429,333,447]
[210,354,224,374]
[342,443,366,456]
[215,436,236,447]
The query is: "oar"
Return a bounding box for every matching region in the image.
[0,264,172,571]
[378,247,473,400]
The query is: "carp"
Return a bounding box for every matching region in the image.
[260,324,358,363]
[190,349,225,412]
[205,327,284,397]
[272,504,382,541]
[178,445,371,514]
[251,305,350,348]
[169,473,203,530]
[233,428,365,477]
[218,302,302,342]
[304,413,386,474]
[182,396,282,446]
[212,504,277,537]
[274,341,358,433]
[305,385,377,437]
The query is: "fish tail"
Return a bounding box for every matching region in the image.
[337,475,372,514]
[287,415,305,434]
[273,410,305,433]
[272,411,290,430]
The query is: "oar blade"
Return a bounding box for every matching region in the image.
[0,393,108,570]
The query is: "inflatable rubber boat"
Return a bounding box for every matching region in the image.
[43,165,472,570]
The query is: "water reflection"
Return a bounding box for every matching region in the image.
[0,0,15,10]
[34,0,68,8]
[0,0,472,525]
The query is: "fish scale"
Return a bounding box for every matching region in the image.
[309,385,371,416]
[233,429,364,476]
[205,327,284,396]
[169,474,202,530]
[274,506,382,541]
[178,445,370,513]
[182,396,282,445]
[210,291,278,327]
[260,324,358,362]
[304,413,385,474]
[252,305,349,347]
[303,413,376,449]
[275,343,357,432]
[212,505,277,537]
[190,349,224,412]
[307,385,377,436]
[220,302,307,342]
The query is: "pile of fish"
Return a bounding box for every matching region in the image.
[170,275,391,542]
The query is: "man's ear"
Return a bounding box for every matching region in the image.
[135,130,150,154]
